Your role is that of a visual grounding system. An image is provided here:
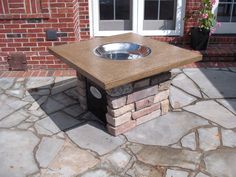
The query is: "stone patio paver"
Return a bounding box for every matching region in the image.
[0,67,236,177]
[125,111,208,146]
[36,137,64,168]
[204,149,236,177]
[169,86,197,109]
[0,130,39,177]
[66,121,126,155]
[184,100,236,129]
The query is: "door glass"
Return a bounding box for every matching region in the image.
[116,0,130,20]
[232,4,236,22]
[144,0,158,20]
[217,3,231,22]
[100,0,114,20]
[99,0,132,31]
[160,0,174,20]
[143,0,176,30]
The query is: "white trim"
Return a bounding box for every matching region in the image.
[90,0,186,37]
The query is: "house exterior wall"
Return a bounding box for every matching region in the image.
[0,0,235,71]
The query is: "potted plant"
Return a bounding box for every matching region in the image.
[186,0,220,50]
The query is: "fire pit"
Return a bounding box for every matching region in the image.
[49,33,202,136]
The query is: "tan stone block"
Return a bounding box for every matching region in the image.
[107,95,127,109]
[136,109,161,125]
[135,96,154,110]
[158,80,171,91]
[154,90,170,103]
[106,112,131,126]
[161,99,169,115]
[133,78,150,90]
[107,103,134,117]
[132,103,160,119]
[77,87,86,97]
[127,85,158,104]
[107,120,136,136]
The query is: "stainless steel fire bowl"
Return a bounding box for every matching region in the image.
[94,42,151,60]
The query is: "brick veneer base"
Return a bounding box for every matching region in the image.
[76,71,171,136]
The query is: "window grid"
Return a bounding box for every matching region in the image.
[217,0,236,22]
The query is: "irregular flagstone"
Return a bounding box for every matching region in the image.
[204,148,236,177]
[184,100,236,129]
[129,144,201,170]
[0,129,39,177]
[66,121,126,155]
[41,140,99,177]
[51,77,77,95]
[217,99,236,115]
[17,122,33,129]
[34,116,61,135]
[28,88,50,96]
[49,111,81,130]
[25,77,54,89]
[126,161,163,177]
[181,132,196,150]
[125,112,208,146]
[101,149,131,173]
[198,127,220,151]
[165,169,189,177]
[172,73,202,98]
[36,137,64,168]
[0,110,29,128]
[80,169,118,177]
[5,96,29,110]
[64,87,79,100]
[184,68,236,98]
[52,93,77,106]
[0,104,15,120]
[28,96,48,111]
[41,98,65,114]
[0,78,15,90]
[5,89,25,99]
[169,86,197,109]
[195,172,210,177]
[63,104,84,117]
[221,129,236,147]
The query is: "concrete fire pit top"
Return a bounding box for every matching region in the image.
[48,33,202,89]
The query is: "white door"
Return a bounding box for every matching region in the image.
[214,0,236,33]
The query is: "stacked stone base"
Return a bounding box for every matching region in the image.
[106,72,171,136]
[76,71,171,136]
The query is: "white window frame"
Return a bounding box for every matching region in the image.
[89,0,186,37]
[213,0,236,34]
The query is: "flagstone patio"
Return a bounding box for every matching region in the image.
[0,67,236,177]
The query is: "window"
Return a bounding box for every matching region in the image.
[214,0,236,33]
[90,0,185,36]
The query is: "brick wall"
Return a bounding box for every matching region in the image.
[0,0,235,71]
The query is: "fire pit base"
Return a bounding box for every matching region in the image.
[76,71,171,136]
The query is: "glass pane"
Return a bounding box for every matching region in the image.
[160,0,175,20]
[144,0,158,20]
[116,0,130,20]
[217,3,232,22]
[219,0,232,2]
[100,0,114,20]
[232,4,236,22]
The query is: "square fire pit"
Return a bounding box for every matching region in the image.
[49,33,202,136]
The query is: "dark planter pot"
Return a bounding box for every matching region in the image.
[190,27,210,50]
